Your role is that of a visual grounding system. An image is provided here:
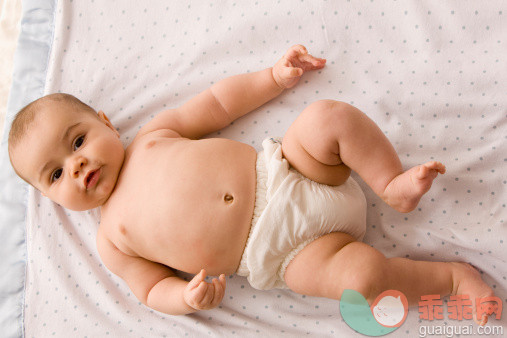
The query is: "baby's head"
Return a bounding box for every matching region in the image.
[8,93,125,211]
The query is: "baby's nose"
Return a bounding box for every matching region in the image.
[70,156,87,178]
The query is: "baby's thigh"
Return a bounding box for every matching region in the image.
[283,232,356,298]
[282,100,351,186]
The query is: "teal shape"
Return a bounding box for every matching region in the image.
[340,289,398,336]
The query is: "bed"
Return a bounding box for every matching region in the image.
[1,0,505,337]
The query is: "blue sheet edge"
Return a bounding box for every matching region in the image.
[0,0,57,336]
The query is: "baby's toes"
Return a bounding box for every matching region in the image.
[415,164,435,181]
[424,161,446,174]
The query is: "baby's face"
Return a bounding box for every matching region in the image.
[11,103,125,211]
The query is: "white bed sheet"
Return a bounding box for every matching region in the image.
[20,0,506,337]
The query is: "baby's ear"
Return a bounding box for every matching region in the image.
[98,111,120,137]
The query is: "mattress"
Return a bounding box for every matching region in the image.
[1,0,506,337]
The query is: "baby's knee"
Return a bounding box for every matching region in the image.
[338,243,389,303]
[303,100,360,132]
[307,99,351,117]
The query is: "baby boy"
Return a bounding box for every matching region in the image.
[8,45,494,324]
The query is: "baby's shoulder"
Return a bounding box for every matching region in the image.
[135,125,183,142]
[128,128,183,149]
[142,128,182,139]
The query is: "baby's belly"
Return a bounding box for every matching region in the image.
[131,192,255,275]
[104,137,257,275]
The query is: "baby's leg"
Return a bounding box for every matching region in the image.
[282,100,445,212]
[284,232,495,325]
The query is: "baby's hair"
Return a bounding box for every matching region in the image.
[8,93,96,151]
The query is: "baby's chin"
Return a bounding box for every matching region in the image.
[57,198,105,211]
[52,189,114,211]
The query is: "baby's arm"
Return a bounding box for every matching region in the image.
[137,45,325,140]
[205,45,326,126]
[97,234,225,315]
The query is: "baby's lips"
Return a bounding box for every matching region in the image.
[84,168,101,189]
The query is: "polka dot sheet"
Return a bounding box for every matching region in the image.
[25,0,506,336]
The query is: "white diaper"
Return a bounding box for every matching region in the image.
[236,137,367,290]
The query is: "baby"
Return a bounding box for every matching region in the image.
[8,45,495,324]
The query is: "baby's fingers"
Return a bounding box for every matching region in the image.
[286,44,308,59]
[298,53,326,69]
[183,280,206,309]
[210,275,226,307]
[283,66,303,79]
[187,269,206,290]
[219,274,226,289]
[199,275,226,308]
[190,281,209,304]
[197,282,214,306]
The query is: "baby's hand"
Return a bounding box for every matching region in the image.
[183,269,226,311]
[272,44,326,89]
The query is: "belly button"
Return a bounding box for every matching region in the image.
[119,225,127,235]
[224,194,234,203]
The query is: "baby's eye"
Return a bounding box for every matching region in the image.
[74,135,85,150]
[51,168,63,182]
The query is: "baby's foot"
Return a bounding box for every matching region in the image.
[450,262,497,326]
[383,161,446,213]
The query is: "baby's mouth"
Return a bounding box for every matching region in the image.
[84,168,101,189]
